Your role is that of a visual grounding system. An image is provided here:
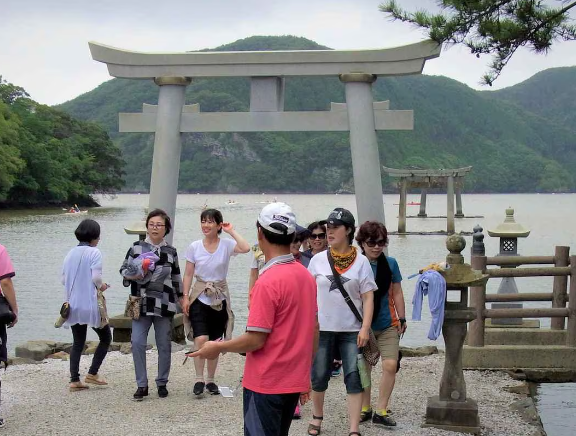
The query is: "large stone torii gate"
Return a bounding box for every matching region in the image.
[90,41,441,241]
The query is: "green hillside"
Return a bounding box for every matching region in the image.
[485,66,576,134]
[58,35,576,193]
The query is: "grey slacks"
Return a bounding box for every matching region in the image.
[131,315,172,387]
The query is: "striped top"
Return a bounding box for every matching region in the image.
[120,240,183,317]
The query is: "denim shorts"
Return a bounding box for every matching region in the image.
[311,331,363,394]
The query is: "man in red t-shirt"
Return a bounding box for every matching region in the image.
[188,203,318,436]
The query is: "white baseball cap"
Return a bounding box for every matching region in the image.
[258,202,297,235]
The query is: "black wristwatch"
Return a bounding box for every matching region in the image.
[399,318,406,326]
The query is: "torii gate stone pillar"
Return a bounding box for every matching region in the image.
[89,41,441,239]
[341,73,384,223]
[149,77,191,230]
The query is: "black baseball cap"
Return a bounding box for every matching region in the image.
[320,208,355,227]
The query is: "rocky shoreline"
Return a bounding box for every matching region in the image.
[2,344,545,435]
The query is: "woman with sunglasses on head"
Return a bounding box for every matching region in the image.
[355,221,406,428]
[307,208,375,436]
[120,209,184,401]
[182,209,250,397]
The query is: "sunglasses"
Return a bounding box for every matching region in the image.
[365,239,386,248]
[309,233,326,240]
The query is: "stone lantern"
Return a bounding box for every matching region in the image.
[124,220,147,241]
[423,234,488,435]
[487,207,532,326]
[124,208,149,241]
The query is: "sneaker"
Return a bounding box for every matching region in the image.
[360,408,373,423]
[133,386,149,401]
[372,412,397,427]
[206,382,220,395]
[331,360,342,377]
[158,385,169,398]
[293,404,301,420]
[193,381,205,396]
[0,418,5,428]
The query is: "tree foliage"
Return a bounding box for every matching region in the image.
[380,0,576,85]
[0,77,124,207]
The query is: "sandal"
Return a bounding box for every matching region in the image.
[69,381,89,392]
[307,415,323,435]
[349,433,361,436]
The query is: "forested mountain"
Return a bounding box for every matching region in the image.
[485,67,576,134]
[58,36,576,193]
[0,78,123,207]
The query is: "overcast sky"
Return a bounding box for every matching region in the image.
[2,0,575,106]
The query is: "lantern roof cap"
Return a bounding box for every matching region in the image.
[487,207,530,238]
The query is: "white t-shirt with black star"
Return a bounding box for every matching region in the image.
[308,249,377,332]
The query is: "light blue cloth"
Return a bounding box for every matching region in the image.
[412,270,447,340]
[61,245,103,329]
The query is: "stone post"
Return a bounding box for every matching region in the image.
[398,178,407,233]
[418,188,428,217]
[423,235,487,435]
[148,77,191,243]
[455,177,464,218]
[552,246,570,330]
[447,175,455,234]
[340,73,385,225]
[468,225,487,347]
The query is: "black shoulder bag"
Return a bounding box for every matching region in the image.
[327,251,380,366]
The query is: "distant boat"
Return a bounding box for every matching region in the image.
[63,210,88,215]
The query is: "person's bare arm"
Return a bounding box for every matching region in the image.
[391,282,407,334]
[1,277,18,327]
[247,268,259,308]
[222,223,251,253]
[358,290,374,347]
[186,331,268,360]
[181,261,195,316]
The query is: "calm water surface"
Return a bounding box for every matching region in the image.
[0,193,574,434]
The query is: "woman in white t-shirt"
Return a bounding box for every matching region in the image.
[182,209,250,397]
[307,208,375,436]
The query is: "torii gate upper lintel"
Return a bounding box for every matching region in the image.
[89,40,441,241]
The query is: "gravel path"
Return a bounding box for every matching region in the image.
[1,351,539,435]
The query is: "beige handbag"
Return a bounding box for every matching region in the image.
[124,295,141,320]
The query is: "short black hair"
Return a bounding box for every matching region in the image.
[146,209,172,235]
[257,221,294,246]
[75,219,100,243]
[201,209,223,234]
[307,221,327,233]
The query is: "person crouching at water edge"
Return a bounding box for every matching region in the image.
[60,219,111,392]
[120,209,184,401]
[356,221,406,428]
[188,203,318,436]
[307,208,375,436]
[182,209,250,397]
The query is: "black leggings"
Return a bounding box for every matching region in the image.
[70,323,112,383]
